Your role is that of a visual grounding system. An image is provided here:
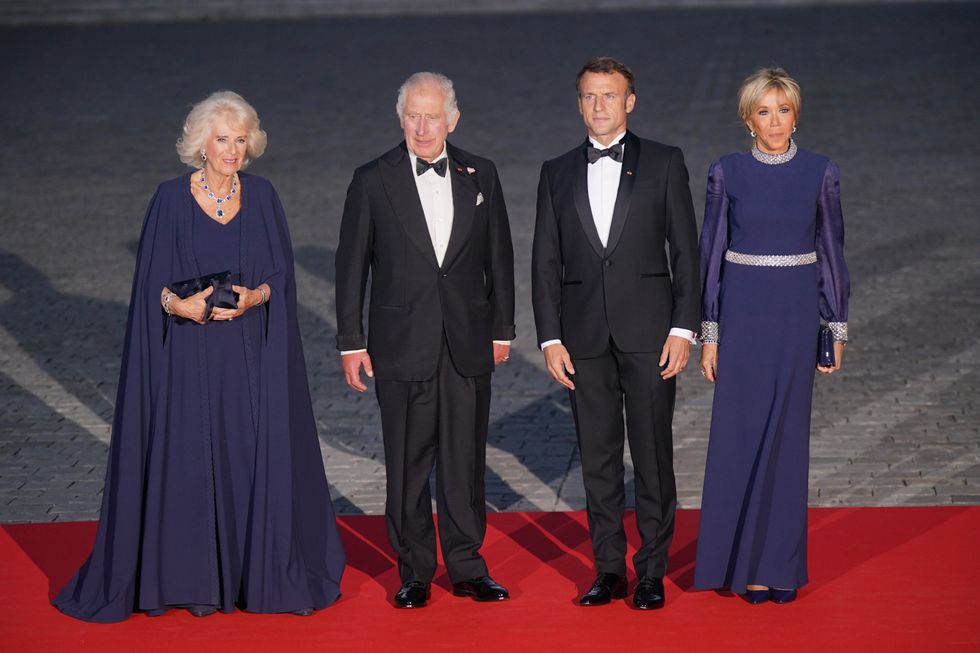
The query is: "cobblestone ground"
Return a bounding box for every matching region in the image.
[1,2,978,522]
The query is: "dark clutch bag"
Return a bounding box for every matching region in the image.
[817,325,836,367]
[170,270,238,321]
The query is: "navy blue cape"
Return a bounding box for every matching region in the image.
[53,173,345,622]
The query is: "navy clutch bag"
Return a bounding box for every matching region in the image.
[170,270,238,321]
[817,325,835,367]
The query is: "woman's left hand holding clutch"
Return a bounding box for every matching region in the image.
[816,342,845,375]
[209,284,270,321]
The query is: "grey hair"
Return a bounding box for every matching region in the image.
[395,72,459,122]
[176,90,268,169]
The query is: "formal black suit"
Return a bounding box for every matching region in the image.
[336,141,515,584]
[532,130,699,579]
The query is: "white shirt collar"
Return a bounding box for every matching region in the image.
[408,143,449,171]
[588,131,627,150]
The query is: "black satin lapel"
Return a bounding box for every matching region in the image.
[572,154,606,258]
[605,134,640,256]
[442,160,478,270]
[379,156,440,270]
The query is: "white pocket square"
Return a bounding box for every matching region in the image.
[476,192,484,206]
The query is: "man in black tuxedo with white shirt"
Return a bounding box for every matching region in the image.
[335,72,515,608]
[532,57,700,609]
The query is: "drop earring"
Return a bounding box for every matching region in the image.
[750,130,757,138]
[201,151,207,161]
[792,125,797,133]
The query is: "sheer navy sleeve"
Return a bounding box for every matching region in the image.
[698,160,729,343]
[815,160,850,342]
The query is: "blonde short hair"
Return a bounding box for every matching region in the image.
[176,90,268,169]
[737,67,802,123]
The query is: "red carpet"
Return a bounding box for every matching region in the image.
[1,508,978,651]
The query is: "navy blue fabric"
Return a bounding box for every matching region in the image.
[694,149,850,593]
[53,173,344,622]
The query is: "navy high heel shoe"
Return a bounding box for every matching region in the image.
[769,588,798,604]
[740,588,770,604]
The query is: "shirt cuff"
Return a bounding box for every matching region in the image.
[340,348,367,356]
[493,340,511,346]
[668,328,696,344]
[540,339,562,351]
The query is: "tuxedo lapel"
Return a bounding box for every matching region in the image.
[379,143,440,270]
[604,131,640,256]
[441,149,479,270]
[572,144,606,258]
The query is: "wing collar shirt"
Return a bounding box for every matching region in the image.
[539,131,695,349]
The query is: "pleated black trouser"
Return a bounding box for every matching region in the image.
[569,338,677,579]
[375,336,491,584]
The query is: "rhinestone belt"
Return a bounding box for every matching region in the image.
[724,250,817,267]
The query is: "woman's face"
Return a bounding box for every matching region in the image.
[746,87,797,155]
[202,113,247,178]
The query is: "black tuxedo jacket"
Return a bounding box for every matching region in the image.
[335,141,516,381]
[532,131,700,358]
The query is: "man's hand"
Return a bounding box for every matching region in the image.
[700,343,718,383]
[493,342,511,366]
[659,335,691,379]
[543,343,576,390]
[342,351,374,392]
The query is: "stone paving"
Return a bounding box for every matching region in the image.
[0,2,978,523]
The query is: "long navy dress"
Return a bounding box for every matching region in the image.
[693,143,849,593]
[54,173,345,622]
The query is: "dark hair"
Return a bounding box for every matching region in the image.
[576,57,636,96]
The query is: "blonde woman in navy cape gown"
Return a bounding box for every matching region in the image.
[53,91,345,622]
[694,69,850,604]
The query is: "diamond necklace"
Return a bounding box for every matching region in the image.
[200,170,238,218]
[751,138,797,165]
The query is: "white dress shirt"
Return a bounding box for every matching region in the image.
[587,131,625,248]
[540,131,695,350]
[342,145,509,355]
[409,146,454,267]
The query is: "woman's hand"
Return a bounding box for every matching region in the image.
[700,343,718,383]
[817,341,845,374]
[209,285,267,322]
[166,286,213,324]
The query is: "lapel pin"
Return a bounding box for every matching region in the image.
[626,170,633,176]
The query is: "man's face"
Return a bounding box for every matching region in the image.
[400,83,459,162]
[578,71,635,146]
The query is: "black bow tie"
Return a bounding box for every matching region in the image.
[416,157,448,177]
[586,142,624,164]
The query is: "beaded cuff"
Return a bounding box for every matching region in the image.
[700,321,720,344]
[828,322,848,343]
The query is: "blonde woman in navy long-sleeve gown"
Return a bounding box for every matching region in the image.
[693,68,850,604]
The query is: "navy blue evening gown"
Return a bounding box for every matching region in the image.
[693,144,849,593]
[54,173,345,622]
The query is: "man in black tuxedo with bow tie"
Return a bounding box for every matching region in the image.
[532,57,700,609]
[335,72,515,608]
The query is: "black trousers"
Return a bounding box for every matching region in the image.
[568,338,677,579]
[374,337,491,584]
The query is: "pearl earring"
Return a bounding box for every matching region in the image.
[750,130,757,138]
[792,125,797,133]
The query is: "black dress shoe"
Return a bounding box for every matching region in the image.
[632,576,665,610]
[580,573,628,606]
[394,581,430,608]
[188,605,217,617]
[452,576,510,602]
